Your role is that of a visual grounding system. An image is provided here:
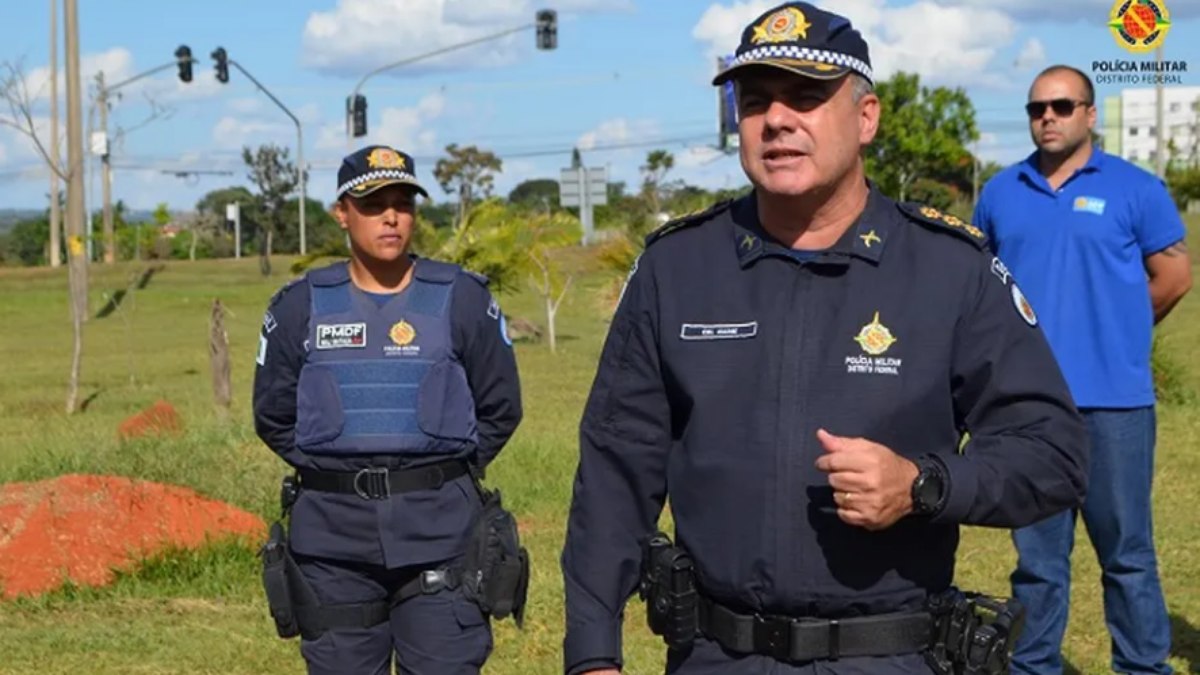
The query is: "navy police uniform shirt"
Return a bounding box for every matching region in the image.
[253,259,522,568]
[560,185,1089,674]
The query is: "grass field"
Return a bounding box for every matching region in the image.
[0,221,1197,675]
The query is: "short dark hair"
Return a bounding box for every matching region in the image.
[1032,65,1095,105]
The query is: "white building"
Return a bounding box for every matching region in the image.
[1102,86,1200,170]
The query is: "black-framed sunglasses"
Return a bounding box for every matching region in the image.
[1025,98,1089,119]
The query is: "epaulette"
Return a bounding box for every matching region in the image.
[268,276,304,307]
[644,200,733,248]
[462,268,490,287]
[897,202,988,250]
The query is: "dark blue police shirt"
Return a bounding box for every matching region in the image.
[252,260,522,568]
[561,186,1089,674]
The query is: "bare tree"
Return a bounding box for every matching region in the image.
[2,57,90,413]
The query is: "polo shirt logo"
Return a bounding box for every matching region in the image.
[1073,196,1107,215]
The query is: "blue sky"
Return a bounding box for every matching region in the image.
[1,0,1199,213]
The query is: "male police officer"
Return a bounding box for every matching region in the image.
[560,3,1090,674]
[253,145,523,675]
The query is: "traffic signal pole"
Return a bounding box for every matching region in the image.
[226,58,307,256]
[347,10,556,144]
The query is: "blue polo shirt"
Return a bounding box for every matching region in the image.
[973,148,1186,408]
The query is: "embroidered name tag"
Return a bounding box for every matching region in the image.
[1073,196,1106,215]
[680,322,758,340]
[316,322,367,350]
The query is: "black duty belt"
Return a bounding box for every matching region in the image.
[298,459,468,500]
[699,595,934,662]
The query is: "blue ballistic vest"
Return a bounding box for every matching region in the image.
[294,260,478,456]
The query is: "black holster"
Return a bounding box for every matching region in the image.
[459,478,530,628]
[925,589,1026,675]
[259,474,391,641]
[638,531,699,650]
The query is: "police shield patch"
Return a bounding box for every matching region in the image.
[316,322,367,350]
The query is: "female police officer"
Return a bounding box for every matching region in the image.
[253,144,522,675]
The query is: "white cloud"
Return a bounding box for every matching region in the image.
[22,48,135,103]
[576,118,659,152]
[314,92,447,155]
[301,0,631,76]
[212,116,295,151]
[1014,38,1047,72]
[693,1,1019,89]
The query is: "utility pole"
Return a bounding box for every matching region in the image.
[64,0,88,414]
[94,47,196,264]
[97,70,114,263]
[48,0,61,267]
[1155,45,1165,178]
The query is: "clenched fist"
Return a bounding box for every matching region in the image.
[813,428,919,531]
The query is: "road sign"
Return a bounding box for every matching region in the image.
[559,165,608,244]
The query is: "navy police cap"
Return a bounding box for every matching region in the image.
[712,1,873,87]
[336,145,429,200]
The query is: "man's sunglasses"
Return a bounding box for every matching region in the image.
[1025,99,1090,119]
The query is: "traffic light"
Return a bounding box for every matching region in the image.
[348,94,368,137]
[175,45,193,83]
[536,9,557,50]
[212,47,229,84]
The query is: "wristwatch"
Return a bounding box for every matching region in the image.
[910,456,947,516]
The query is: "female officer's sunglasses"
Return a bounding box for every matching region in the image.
[1025,98,1090,119]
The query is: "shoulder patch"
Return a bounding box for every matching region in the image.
[897,202,988,250]
[644,200,733,248]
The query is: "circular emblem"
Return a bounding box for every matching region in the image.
[854,311,897,356]
[1011,284,1038,327]
[1108,0,1171,54]
[389,320,416,346]
[751,7,811,44]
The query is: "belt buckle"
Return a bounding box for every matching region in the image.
[754,614,792,662]
[419,569,446,594]
[353,467,390,500]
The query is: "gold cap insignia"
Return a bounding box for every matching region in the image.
[367,148,406,170]
[752,7,811,44]
[854,311,897,356]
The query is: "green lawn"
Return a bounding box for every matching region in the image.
[0,221,1197,674]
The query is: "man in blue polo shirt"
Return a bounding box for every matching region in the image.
[975,64,1192,674]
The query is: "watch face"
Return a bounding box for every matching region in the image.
[914,469,943,512]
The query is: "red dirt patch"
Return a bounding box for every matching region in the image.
[0,474,265,599]
[117,400,183,441]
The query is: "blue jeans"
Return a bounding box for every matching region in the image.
[1010,407,1171,674]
